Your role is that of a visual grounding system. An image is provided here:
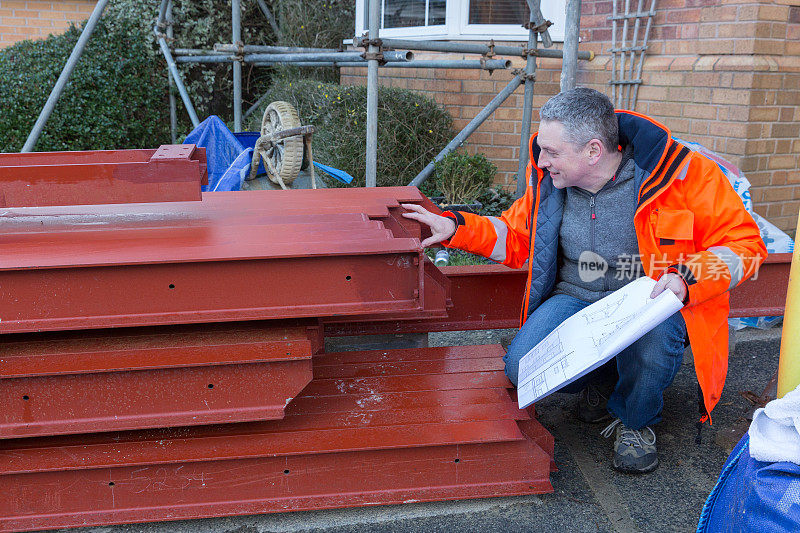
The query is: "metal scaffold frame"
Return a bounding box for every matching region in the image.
[20,0,591,195]
[609,0,656,110]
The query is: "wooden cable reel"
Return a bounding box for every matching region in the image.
[252,101,307,189]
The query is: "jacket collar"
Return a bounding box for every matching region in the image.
[528,110,690,207]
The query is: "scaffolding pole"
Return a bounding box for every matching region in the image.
[214,44,339,54]
[167,0,177,144]
[365,0,380,187]
[248,60,510,69]
[255,0,280,37]
[561,0,582,91]
[232,0,242,132]
[155,0,199,128]
[21,0,110,152]
[242,51,412,63]
[353,36,592,61]
[515,0,541,198]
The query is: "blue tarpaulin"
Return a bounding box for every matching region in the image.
[183,115,353,192]
[697,434,800,532]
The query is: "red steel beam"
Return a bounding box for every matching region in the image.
[0,344,553,532]
[728,252,792,318]
[326,253,793,336]
[0,189,451,333]
[0,322,321,438]
[0,145,208,207]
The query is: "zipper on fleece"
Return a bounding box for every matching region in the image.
[590,195,596,254]
[589,195,609,292]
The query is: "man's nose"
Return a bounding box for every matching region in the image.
[538,154,550,168]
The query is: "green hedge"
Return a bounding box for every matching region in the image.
[0,15,170,152]
[249,79,455,188]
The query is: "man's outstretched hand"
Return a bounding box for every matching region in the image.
[401,203,457,248]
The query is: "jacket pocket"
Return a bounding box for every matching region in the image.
[655,209,695,249]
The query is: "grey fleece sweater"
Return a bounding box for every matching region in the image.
[553,147,643,303]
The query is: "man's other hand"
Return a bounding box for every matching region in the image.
[650,272,688,304]
[400,203,457,248]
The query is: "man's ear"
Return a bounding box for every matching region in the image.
[585,138,604,164]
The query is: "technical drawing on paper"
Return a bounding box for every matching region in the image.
[590,314,636,348]
[530,352,572,398]
[583,294,628,324]
[517,276,684,409]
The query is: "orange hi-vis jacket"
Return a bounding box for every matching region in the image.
[444,110,767,419]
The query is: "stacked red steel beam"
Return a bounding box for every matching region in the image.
[1,345,553,532]
[0,147,553,532]
[0,145,208,207]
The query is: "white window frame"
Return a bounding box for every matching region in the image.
[353,0,566,42]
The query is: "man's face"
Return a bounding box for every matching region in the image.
[536,120,591,189]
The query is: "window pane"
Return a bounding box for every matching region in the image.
[468,0,529,25]
[384,0,426,28]
[429,0,446,25]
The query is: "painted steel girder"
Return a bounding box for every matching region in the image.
[325,253,794,336]
[1,440,551,533]
[0,189,447,333]
[0,321,321,439]
[0,254,429,333]
[0,345,554,532]
[0,145,208,207]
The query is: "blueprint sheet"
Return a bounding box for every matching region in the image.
[517,276,684,409]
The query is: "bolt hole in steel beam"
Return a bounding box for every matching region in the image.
[108,482,115,487]
[22,395,30,401]
[345,275,352,281]
[454,458,460,463]
[208,384,214,389]
[284,469,290,474]
[169,283,176,289]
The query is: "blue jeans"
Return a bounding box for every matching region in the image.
[504,293,687,430]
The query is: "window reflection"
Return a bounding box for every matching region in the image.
[468,0,529,25]
[384,0,426,28]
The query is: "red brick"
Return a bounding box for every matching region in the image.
[725,137,746,154]
[690,120,710,135]
[737,4,760,21]
[753,40,785,55]
[749,107,781,121]
[781,201,800,217]
[698,24,717,38]
[772,123,800,138]
[698,39,741,54]
[683,104,716,119]
[772,171,790,185]
[711,88,750,106]
[733,40,756,54]
[759,4,790,22]
[776,140,793,153]
[647,101,683,117]
[768,155,798,170]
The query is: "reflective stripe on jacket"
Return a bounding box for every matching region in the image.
[444,110,767,419]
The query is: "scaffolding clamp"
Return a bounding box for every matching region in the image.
[359,37,383,48]
[512,68,536,82]
[485,39,496,58]
[362,51,387,64]
[234,40,245,62]
[358,37,387,64]
[523,19,553,34]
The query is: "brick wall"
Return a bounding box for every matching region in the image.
[0,1,95,48]
[343,0,800,235]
